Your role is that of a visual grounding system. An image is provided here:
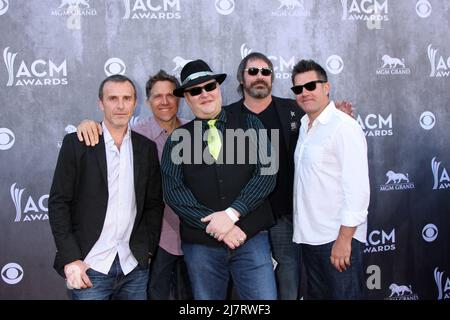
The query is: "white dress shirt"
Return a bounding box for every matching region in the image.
[84,123,138,275]
[293,101,370,245]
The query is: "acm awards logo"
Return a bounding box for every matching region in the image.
[385,283,419,300]
[340,0,389,29]
[1,263,23,285]
[172,56,192,74]
[434,267,450,299]
[376,54,411,75]
[428,44,450,78]
[435,268,450,299]
[51,0,97,30]
[0,127,15,150]
[431,157,450,190]
[122,0,181,20]
[3,47,68,87]
[271,0,310,17]
[356,113,393,137]
[240,44,296,80]
[365,229,396,253]
[10,183,49,222]
[215,0,235,15]
[379,170,414,192]
[0,0,9,16]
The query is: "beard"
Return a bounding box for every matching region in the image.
[244,80,272,99]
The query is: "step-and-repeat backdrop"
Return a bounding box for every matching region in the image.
[0,0,449,300]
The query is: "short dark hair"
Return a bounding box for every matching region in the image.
[145,69,180,99]
[291,59,328,85]
[98,74,136,100]
[237,52,274,95]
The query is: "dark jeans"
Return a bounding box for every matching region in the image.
[302,238,365,300]
[269,215,302,300]
[70,255,148,300]
[182,231,277,300]
[148,246,193,300]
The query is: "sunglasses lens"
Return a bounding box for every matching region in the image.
[261,68,272,76]
[304,82,317,92]
[188,87,202,96]
[247,68,259,76]
[291,86,303,95]
[187,82,217,96]
[204,82,217,92]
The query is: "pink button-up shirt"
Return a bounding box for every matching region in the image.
[133,116,188,256]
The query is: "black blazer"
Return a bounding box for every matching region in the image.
[49,131,164,277]
[225,96,303,160]
[225,96,304,217]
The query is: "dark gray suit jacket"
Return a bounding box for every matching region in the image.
[49,131,164,277]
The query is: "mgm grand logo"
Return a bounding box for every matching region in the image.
[380,170,415,192]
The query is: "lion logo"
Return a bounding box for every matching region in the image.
[389,283,413,297]
[59,0,90,9]
[385,170,409,184]
[278,0,304,10]
[381,55,406,69]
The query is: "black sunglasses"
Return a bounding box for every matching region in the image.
[186,81,218,96]
[245,67,273,76]
[291,80,327,95]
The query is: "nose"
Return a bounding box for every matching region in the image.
[161,95,168,105]
[199,88,209,98]
[117,98,126,109]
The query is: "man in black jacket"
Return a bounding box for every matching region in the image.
[161,59,277,300]
[48,74,164,300]
[225,52,303,300]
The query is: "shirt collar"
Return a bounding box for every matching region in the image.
[148,116,166,140]
[300,100,335,128]
[200,108,226,129]
[102,122,131,147]
[316,101,335,125]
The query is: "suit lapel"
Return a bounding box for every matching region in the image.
[94,136,107,185]
[273,97,298,151]
[131,131,141,206]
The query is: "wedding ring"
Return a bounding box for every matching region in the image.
[237,238,245,244]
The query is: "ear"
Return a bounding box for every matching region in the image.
[324,82,331,96]
[98,99,104,112]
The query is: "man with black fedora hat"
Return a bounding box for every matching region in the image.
[161,59,278,300]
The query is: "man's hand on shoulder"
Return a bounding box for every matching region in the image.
[76,120,102,146]
[335,100,354,118]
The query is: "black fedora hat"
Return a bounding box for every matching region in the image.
[173,59,227,97]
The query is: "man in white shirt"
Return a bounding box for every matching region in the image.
[49,75,164,300]
[291,60,370,299]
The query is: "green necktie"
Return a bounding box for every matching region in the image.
[207,119,222,160]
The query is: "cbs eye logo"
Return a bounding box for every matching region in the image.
[0,128,15,150]
[326,55,344,75]
[104,58,126,76]
[1,263,23,284]
[215,0,235,15]
[0,0,9,16]
[422,224,438,242]
[419,111,436,130]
